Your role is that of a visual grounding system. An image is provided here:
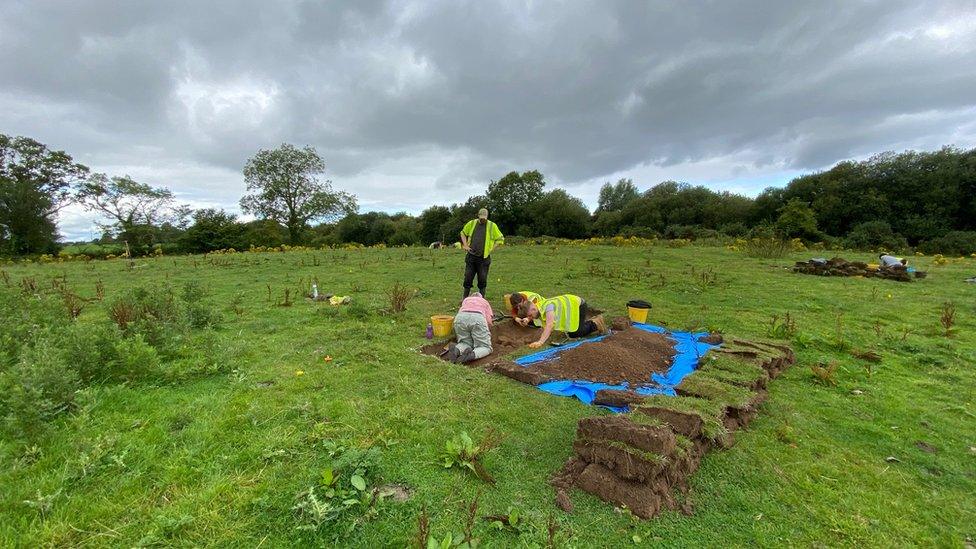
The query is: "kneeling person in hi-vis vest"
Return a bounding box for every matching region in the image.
[516,294,606,349]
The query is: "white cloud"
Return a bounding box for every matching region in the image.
[1,0,974,241]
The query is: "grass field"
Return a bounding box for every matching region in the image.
[1,244,974,547]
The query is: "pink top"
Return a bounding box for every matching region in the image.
[459,295,494,326]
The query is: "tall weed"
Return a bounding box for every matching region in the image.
[743,237,791,258]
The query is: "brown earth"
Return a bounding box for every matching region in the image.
[576,463,663,519]
[420,319,540,367]
[522,329,676,386]
[577,416,677,455]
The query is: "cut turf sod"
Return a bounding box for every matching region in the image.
[426,316,796,520]
[552,337,795,518]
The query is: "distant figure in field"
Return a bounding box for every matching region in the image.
[428,241,445,249]
[459,208,504,300]
[516,294,606,349]
[879,254,907,267]
[443,293,494,363]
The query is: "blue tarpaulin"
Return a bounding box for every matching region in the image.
[513,323,718,411]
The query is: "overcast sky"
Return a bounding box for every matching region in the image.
[2,0,975,240]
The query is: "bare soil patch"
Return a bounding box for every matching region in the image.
[420,319,540,366]
[522,329,675,386]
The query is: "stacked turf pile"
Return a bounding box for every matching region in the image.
[793,257,918,281]
[551,338,795,518]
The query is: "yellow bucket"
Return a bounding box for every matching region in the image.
[430,315,454,338]
[867,263,879,270]
[627,306,649,324]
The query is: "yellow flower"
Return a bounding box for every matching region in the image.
[295,370,305,376]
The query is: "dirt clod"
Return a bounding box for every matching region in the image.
[610,316,632,331]
[555,490,574,513]
[700,333,723,345]
[593,389,647,408]
[576,463,661,519]
[490,360,550,385]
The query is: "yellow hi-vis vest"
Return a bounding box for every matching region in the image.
[536,295,583,332]
[518,291,542,307]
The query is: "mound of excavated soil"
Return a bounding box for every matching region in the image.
[523,329,675,386]
[420,320,540,366]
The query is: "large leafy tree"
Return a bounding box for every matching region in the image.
[484,170,546,233]
[775,198,820,241]
[179,208,247,253]
[78,174,183,252]
[596,178,639,213]
[0,134,89,255]
[529,189,591,238]
[417,205,451,244]
[240,144,356,244]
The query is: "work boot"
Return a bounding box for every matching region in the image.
[591,314,608,335]
[442,343,460,362]
[454,348,476,364]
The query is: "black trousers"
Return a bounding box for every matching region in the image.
[463,253,491,298]
[567,300,598,338]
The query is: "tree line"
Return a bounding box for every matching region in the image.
[2,132,975,257]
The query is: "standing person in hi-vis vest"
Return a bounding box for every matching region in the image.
[515,294,607,348]
[459,208,504,300]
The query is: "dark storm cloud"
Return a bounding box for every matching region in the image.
[1,0,975,238]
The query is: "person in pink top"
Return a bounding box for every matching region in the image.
[444,292,494,363]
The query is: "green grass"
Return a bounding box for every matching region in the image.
[697,355,770,388]
[635,395,729,440]
[1,244,975,547]
[675,375,757,410]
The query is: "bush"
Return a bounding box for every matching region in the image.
[663,224,720,240]
[719,222,749,237]
[166,332,234,380]
[181,281,221,329]
[844,221,909,252]
[0,282,223,437]
[0,343,80,436]
[775,199,821,241]
[108,282,221,347]
[616,226,658,240]
[0,290,66,365]
[918,231,976,256]
[742,225,791,258]
[111,334,162,381]
[60,323,123,383]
